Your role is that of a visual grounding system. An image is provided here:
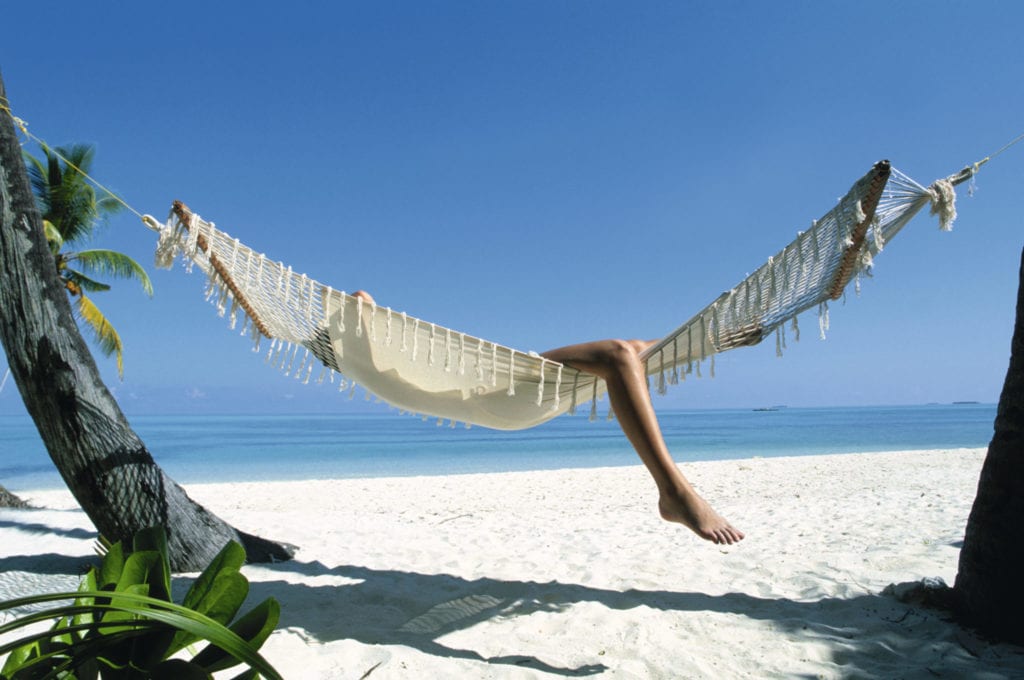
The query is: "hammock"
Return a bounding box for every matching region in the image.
[145,160,971,430]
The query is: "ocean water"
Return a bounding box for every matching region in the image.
[0,404,996,491]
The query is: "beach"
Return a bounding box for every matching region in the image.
[2,448,1022,678]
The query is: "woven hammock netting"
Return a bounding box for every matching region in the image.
[149,160,964,430]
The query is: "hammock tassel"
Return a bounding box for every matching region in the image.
[475,340,484,381]
[507,349,517,396]
[670,337,679,385]
[458,333,467,376]
[428,324,437,367]
[818,301,830,340]
[854,199,867,225]
[871,218,886,253]
[569,372,580,415]
[284,343,300,376]
[589,381,598,422]
[657,350,667,395]
[927,178,957,231]
[444,328,453,372]
[355,296,364,338]
[551,363,563,412]
[536,359,546,406]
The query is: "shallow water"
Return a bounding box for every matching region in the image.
[0,403,995,490]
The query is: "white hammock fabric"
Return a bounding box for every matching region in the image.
[148,160,967,430]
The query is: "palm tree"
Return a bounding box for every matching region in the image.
[1,74,292,568]
[954,247,1024,643]
[24,144,152,378]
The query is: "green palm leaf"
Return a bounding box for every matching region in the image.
[25,142,148,378]
[68,250,154,296]
[75,294,124,378]
[65,268,114,294]
[42,219,64,254]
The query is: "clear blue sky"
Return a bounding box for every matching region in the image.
[1,2,1022,415]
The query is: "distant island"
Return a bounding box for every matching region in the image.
[953,401,981,405]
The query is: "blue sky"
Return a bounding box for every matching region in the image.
[1,2,1022,415]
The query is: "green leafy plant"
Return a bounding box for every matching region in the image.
[0,527,283,679]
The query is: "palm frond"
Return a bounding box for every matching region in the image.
[23,150,52,216]
[69,250,154,296]
[24,144,124,245]
[64,268,113,294]
[42,219,64,254]
[75,294,124,378]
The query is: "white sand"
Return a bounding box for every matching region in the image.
[2,449,1023,679]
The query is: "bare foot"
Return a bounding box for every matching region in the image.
[658,489,745,545]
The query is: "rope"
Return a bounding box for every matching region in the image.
[0,98,150,227]
[3,94,1023,240]
[946,130,1024,187]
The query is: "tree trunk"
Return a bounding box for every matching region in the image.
[0,72,293,571]
[953,247,1024,644]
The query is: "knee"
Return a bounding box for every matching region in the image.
[603,338,642,368]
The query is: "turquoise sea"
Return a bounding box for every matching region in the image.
[0,404,997,491]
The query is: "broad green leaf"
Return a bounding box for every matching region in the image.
[191,598,280,674]
[182,541,246,613]
[171,571,249,653]
[117,551,165,595]
[97,540,126,589]
[1,635,36,675]
[132,526,173,601]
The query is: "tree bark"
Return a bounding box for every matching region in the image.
[953,247,1024,644]
[0,71,293,571]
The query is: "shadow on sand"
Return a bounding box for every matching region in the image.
[241,560,1021,678]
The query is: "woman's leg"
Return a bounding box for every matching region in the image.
[542,339,744,545]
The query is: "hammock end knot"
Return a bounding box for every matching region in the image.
[926,178,957,232]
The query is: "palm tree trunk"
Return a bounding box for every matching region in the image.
[0,72,292,571]
[953,246,1024,644]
